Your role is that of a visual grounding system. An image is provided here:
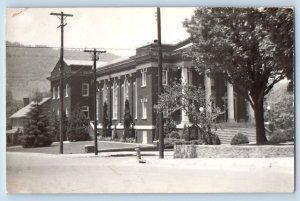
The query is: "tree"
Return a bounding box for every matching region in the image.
[155,82,222,133]
[21,101,53,148]
[6,89,22,129]
[123,99,132,138]
[183,8,293,144]
[66,106,90,141]
[102,101,109,137]
[49,110,68,141]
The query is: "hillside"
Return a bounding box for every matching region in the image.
[6,41,120,101]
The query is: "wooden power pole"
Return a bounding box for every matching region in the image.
[157,7,164,159]
[84,49,106,155]
[50,11,73,154]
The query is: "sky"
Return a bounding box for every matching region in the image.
[6,7,196,57]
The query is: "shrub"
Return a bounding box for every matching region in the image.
[200,131,221,145]
[112,125,118,140]
[123,99,132,139]
[164,118,177,135]
[269,129,294,144]
[230,133,249,145]
[190,140,206,145]
[102,102,109,137]
[99,136,111,141]
[120,137,135,143]
[167,131,180,139]
[67,106,90,142]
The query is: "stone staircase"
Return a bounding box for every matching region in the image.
[215,125,256,144]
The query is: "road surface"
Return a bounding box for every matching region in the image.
[6,152,294,193]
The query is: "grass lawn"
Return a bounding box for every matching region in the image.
[6,141,152,154]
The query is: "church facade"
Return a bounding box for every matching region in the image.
[48,39,254,144]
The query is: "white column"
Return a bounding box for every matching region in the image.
[180,67,189,124]
[227,82,235,122]
[204,73,211,112]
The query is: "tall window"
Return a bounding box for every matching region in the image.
[103,82,107,104]
[82,106,89,118]
[65,83,69,97]
[187,71,192,85]
[124,78,129,103]
[52,87,56,99]
[141,68,147,87]
[141,98,147,119]
[96,92,99,120]
[57,86,60,99]
[135,80,137,119]
[82,83,89,96]
[162,69,168,85]
[112,81,118,119]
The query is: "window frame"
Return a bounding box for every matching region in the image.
[141,98,147,119]
[162,68,168,86]
[82,83,89,97]
[112,82,118,120]
[82,106,89,118]
[52,87,56,99]
[141,68,147,87]
[65,83,69,97]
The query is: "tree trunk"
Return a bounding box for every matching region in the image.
[253,99,268,144]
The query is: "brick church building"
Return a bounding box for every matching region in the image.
[48,39,254,144]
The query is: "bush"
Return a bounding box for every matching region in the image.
[112,125,118,140]
[164,118,177,135]
[230,133,249,145]
[166,131,180,139]
[67,106,90,142]
[269,129,294,144]
[20,134,52,148]
[200,131,221,145]
[120,137,135,143]
[99,136,112,141]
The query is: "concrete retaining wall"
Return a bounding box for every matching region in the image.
[174,144,294,158]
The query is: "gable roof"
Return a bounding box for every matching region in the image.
[64,59,93,66]
[9,97,51,119]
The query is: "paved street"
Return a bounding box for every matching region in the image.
[6,152,294,193]
[6,141,153,154]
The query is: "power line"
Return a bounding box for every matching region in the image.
[5,45,175,51]
[6,45,138,51]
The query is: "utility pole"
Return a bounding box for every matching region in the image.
[84,49,106,155]
[156,7,164,159]
[50,11,73,154]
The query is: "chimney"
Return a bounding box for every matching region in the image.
[23,98,29,107]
